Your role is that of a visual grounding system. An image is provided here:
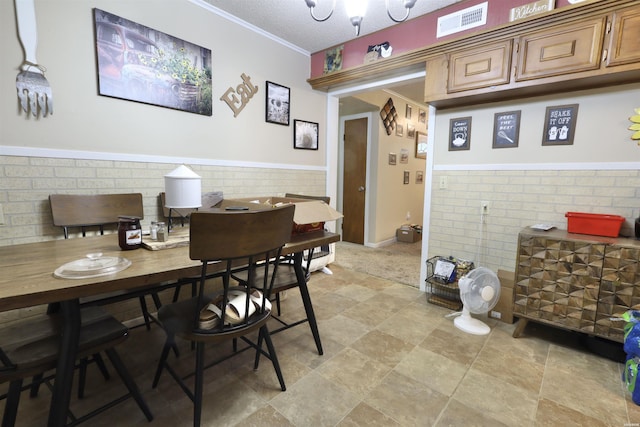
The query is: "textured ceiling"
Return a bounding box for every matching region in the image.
[200,0,464,54]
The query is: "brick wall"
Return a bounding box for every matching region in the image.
[0,155,327,246]
[428,169,640,273]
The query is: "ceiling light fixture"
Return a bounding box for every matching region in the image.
[304,0,417,36]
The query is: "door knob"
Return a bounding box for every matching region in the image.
[358,186,365,192]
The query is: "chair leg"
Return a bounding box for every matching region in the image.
[104,348,153,422]
[78,357,88,398]
[29,373,43,398]
[138,296,152,331]
[152,340,173,388]
[194,342,205,427]
[151,292,162,311]
[92,353,111,380]
[260,326,286,392]
[2,379,23,427]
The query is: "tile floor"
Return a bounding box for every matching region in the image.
[5,264,640,426]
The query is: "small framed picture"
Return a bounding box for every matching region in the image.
[416,171,424,184]
[265,81,290,126]
[403,171,410,184]
[389,153,397,165]
[405,104,412,119]
[396,124,404,137]
[415,131,427,159]
[449,117,472,151]
[493,110,520,148]
[542,104,579,146]
[293,119,319,150]
[407,123,415,138]
[400,151,409,164]
[418,108,426,124]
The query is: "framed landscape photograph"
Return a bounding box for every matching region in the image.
[94,9,212,116]
[294,120,319,150]
[265,81,290,126]
[389,153,397,165]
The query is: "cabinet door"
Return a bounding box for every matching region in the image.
[606,5,640,67]
[515,17,606,81]
[596,245,640,342]
[447,40,512,93]
[514,233,604,333]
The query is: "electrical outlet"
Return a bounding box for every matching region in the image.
[481,201,490,215]
[439,176,448,189]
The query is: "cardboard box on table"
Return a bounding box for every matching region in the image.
[220,196,343,273]
[489,269,515,324]
[222,196,343,235]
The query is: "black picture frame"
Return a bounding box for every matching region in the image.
[293,119,319,150]
[94,9,212,116]
[449,117,472,151]
[542,104,579,146]
[265,81,290,126]
[493,110,521,148]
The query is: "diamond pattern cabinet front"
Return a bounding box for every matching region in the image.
[514,229,605,335]
[596,245,640,342]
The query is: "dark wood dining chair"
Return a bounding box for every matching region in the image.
[49,193,163,330]
[151,204,294,427]
[232,194,332,335]
[0,306,153,426]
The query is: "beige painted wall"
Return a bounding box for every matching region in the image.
[1,0,326,164]
[350,91,427,244]
[426,83,640,278]
[0,0,331,247]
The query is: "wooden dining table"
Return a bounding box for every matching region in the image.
[0,228,339,427]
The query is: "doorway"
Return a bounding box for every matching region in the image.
[342,117,368,244]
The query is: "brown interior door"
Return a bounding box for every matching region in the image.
[342,117,367,244]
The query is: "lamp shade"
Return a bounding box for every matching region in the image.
[164,165,202,208]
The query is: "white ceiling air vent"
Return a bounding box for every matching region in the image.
[437,2,488,38]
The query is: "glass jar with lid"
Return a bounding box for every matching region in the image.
[118,216,142,250]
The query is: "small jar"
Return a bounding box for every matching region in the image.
[157,222,167,242]
[150,221,158,240]
[118,216,142,250]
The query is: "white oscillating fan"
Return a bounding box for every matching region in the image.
[453,267,501,335]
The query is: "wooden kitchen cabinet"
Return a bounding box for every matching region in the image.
[447,40,513,93]
[513,228,640,343]
[605,4,640,67]
[514,17,607,81]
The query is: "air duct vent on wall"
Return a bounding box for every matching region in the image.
[437,2,488,38]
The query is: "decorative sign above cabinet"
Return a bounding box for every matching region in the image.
[509,0,555,22]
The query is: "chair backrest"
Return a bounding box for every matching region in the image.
[189,205,295,330]
[189,204,295,262]
[284,193,330,204]
[49,193,143,238]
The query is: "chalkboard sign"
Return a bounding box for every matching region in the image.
[449,117,472,151]
[493,110,521,148]
[542,104,579,146]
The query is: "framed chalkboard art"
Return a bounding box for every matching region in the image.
[493,110,521,148]
[449,117,472,151]
[542,104,579,146]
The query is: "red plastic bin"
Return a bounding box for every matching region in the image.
[565,212,625,237]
